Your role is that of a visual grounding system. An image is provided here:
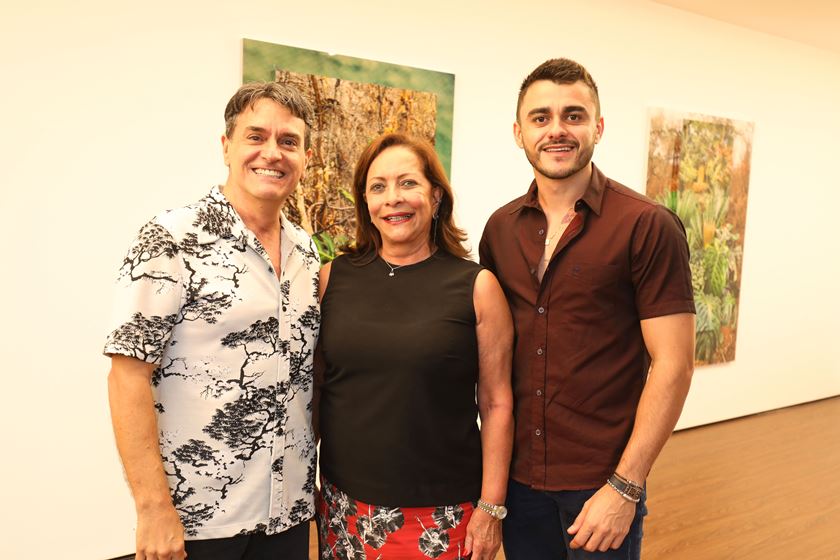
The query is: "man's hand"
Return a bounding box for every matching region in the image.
[464,509,502,559]
[135,503,186,560]
[567,485,636,552]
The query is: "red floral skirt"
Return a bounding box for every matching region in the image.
[317,478,474,559]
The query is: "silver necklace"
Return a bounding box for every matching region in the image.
[544,206,578,246]
[544,229,562,246]
[384,260,405,277]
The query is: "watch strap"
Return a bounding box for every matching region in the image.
[476,499,507,519]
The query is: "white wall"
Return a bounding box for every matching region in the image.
[1,0,838,557]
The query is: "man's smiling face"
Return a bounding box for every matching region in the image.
[222,98,310,205]
[514,80,603,182]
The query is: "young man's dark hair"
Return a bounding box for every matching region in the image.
[516,58,600,120]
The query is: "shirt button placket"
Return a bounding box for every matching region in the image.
[531,274,549,484]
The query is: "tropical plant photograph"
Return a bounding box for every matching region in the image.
[646,109,753,365]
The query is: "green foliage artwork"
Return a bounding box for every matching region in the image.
[646,109,753,365]
[242,39,455,263]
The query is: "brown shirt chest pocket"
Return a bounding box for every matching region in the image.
[541,262,622,367]
[557,262,621,319]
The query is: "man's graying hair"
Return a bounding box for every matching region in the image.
[224,82,314,148]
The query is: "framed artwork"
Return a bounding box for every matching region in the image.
[242,39,455,262]
[646,109,754,365]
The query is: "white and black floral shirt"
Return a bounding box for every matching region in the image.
[104,186,320,539]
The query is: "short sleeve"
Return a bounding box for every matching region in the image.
[103,220,184,364]
[631,205,696,320]
[478,222,497,274]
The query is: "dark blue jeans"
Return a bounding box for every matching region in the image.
[502,479,647,560]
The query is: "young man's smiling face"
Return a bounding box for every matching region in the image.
[222,98,311,205]
[514,80,603,183]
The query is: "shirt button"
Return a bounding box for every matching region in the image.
[537,348,543,356]
[538,228,545,235]
[529,268,536,275]
[535,429,542,436]
[537,306,545,314]
[536,389,543,396]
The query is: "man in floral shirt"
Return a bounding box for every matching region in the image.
[104,82,321,560]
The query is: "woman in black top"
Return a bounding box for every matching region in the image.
[317,133,514,559]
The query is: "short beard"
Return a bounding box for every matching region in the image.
[525,142,594,180]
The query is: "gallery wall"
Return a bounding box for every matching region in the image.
[1,0,838,557]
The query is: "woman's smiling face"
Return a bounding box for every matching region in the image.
[365,145,440,255]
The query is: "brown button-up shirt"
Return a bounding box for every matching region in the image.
[479,164,695,490]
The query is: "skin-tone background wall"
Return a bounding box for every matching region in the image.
[1,0,838,558]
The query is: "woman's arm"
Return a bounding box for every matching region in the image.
[318,261,332,301]
[465,269,514,560]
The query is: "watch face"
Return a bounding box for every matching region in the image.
[478,500,508,520]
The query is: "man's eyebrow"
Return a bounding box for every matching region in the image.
[526,107,551,118]
[526,105,590,118]
[562,105,588,114]
[243,126,302,141]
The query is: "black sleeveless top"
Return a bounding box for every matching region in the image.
[318,251,483,507]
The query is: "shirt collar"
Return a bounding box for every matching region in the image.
[193,186,247,245]
[279,211,313,255]
[195,186,311,254]
[511,162,607,216]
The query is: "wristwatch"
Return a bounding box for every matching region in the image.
[476,499,508,520]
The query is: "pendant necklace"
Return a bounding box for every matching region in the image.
[384,260,404,277]
[544,205,578,246]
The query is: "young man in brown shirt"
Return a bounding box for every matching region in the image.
[479,58,696,559]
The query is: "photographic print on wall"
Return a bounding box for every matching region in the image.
[645,109,753,365]
[242,39,455,263]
